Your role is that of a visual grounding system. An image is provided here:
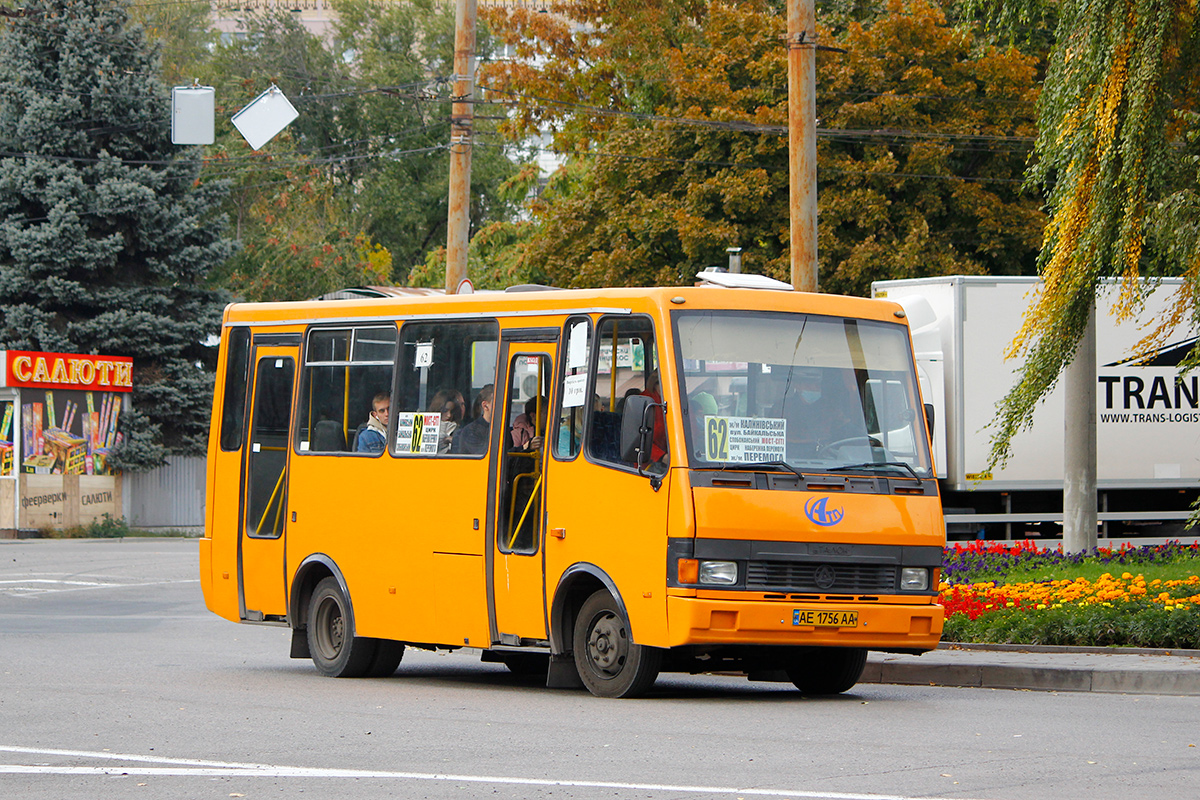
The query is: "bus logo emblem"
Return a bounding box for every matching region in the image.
[805,497,844,527]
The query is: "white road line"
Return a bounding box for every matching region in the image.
[0,746,991,800]
[0,578,200,596]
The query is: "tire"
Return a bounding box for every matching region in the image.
[365,639,405,678]
[572,590,661,698]
[308,576,378,678]
[499,652,550,677]
[786,647,868,695]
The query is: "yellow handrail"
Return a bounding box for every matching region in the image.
[506,468,543,550]
[253,468,287,537]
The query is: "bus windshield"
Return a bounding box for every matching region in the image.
[674,310,933,477]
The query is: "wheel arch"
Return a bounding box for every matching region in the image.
[548,563,629,655]
[290,554,352,633]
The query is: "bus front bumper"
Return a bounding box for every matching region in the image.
[665,595,944,652]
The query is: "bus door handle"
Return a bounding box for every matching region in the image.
[550,527,566,540]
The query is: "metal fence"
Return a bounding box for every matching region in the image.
[126,456,206,531]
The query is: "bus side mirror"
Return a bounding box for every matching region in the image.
[620,394,653,465]
[923,403,935,445]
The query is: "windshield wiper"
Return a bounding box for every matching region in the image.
[735,460,810,480]
[824,461,923,485]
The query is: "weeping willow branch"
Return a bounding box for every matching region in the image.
[981,0,1200,470]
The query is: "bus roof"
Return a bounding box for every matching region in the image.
[222,285,907,328]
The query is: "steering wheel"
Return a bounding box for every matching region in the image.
[818,435,882,453]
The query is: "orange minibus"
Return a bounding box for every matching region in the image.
[200,282,945,697]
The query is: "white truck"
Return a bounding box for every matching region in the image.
[871,276,1200,540]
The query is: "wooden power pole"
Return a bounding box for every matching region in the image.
[787,0,818,293]
[445,0,477,294]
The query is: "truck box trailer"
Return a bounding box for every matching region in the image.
[872,276,1200,540]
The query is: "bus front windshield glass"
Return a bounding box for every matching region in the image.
[674,311,933,478]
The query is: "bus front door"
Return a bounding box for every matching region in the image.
[239,346,296,622]
[488,340,556,645]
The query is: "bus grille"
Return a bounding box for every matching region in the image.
[745,561,897,593]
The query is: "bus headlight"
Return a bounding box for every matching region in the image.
[900,567,929,591]
[699,561,738,585]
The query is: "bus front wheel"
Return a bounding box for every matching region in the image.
[572,590,661,698]
[308,576,378,678]
[786,647,868,695]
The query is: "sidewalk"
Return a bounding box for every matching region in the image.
[864,643,1200,696]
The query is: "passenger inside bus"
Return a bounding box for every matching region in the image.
[640,370,668,463]
[429,388,466,454]
[355,392,390,453]
[450,384,494,454]
[687,390,719,458]
[511,395,546,453]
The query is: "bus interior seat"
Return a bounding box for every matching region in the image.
[313,420,346,452]
[349,421,368,451]
[590,410,622,463]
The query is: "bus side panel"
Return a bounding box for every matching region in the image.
[286,455,491,647]
[545,456,672,649]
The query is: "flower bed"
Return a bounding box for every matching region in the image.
[939,541,1200,649]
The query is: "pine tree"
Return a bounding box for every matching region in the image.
[0,0,235,469]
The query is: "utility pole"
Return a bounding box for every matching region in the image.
[787,0,818,293]
[1063,302,1098,552]
[445,0,477,294]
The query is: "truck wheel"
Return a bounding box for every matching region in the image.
[308,576,377,678]
[786,647,867,695]
[572,590,661,698]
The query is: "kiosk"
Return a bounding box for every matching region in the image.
[0,350,132,535]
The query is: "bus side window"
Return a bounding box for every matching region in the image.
[220,327,251,451]
[297,326,397,455]
[588,316,666,472]
[553,316,592,460]
[393,320,500,457]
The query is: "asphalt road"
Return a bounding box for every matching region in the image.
[1,538,1198,800]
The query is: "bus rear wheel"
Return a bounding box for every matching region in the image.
[308,576,377,678]
[786,647,868,695]
[572,590,661,698]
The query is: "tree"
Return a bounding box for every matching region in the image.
[975,0,1200,468]
[0,0,235,469]
[816,0,1044,296]
[482,0,1044,292]
[199,1,519,291]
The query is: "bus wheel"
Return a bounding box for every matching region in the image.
[366,640,405,678]
[308,577,377,678]
[786,647,868,695]
[572,590,661,698]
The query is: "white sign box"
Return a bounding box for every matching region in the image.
[231,85,299,150]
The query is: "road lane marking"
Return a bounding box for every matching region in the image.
[0,578,199,596]
[0,746,992,800]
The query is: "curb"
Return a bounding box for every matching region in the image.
[863,645,1200,696]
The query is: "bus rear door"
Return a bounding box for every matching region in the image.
[239,344,297,621]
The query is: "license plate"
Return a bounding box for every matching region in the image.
[793,609,859,627]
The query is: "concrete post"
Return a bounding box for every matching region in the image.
[445,0,476,294]
[1063,302,1097,552]
[787,0,818,293]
